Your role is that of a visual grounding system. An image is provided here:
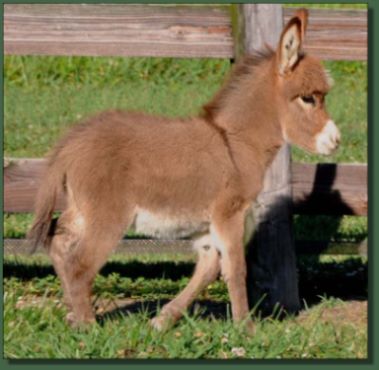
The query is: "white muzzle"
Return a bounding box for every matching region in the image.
[315,120,341,155]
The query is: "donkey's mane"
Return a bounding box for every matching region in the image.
[202,48,275,122]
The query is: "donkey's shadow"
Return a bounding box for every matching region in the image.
[97,298,229,324]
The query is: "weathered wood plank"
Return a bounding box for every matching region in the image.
[284,7,367,61]
[292,163,367,216]
[4,4,233,58]
[4,158,66,213]
[3,238,367,257]
[3,158,368,216]
[4,4,367,60]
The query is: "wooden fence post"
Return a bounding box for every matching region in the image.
[232,4,300,316]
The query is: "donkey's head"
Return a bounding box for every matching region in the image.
[275,9,340,155]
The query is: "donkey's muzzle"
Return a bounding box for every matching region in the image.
[315,120,341,155]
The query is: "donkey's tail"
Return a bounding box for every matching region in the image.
[27,163,65,253]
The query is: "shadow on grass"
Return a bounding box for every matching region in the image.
[4,254,367,322]
[97,298,229,325]
[3,259,195,281]
[97,257,368,323]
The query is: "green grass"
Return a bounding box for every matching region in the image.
[293,215,367,243]
[4,253,367,359]
[4,57,367,162]
[4,56,229,158]
[4,212,368,245]
[4,55,229,89]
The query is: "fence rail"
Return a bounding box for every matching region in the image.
[3,238,367,257]
[4,4,367,60]
[4,158,367,216]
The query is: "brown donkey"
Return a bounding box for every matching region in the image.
[28,9,340,332]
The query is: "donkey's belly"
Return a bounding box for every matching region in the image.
[133,208,209,239]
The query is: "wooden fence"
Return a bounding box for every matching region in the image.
[4,158,367,216]
[4,4,367,60]
[4,4,367,315]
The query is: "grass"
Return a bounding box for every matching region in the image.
[4,57,367,162]
[4,56,229,158]
[3,253,367,359]
[293,215,367,243]
[4,212,368,245]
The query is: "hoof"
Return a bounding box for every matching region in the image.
[150,314,174,332]
[244,320,256,336]
[65,312,76,326]
[65,312,95,329]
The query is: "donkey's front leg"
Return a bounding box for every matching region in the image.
[150,234,220,331]
[211,208,254,334]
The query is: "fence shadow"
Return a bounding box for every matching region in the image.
[244,163,366,317]
[296,164,345,255]
[294,163,356,216]
[3,259,195,281]
[290,163,367,307]
[4,253,367,323]
[293,163,366,252]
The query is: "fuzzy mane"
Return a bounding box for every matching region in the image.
[202,48,275,122]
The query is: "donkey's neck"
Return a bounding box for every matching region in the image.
[203,56,284,181]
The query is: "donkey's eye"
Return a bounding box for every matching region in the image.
[301,95,316,105]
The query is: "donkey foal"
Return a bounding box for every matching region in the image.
[28,9,340,332]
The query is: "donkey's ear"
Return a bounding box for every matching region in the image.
[277,9,308,75]
[294,8,309,41]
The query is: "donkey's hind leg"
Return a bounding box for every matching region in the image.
[48,208,84,312]
[63,215,132,327]
[151,234,220,331]
[49,202,134,325]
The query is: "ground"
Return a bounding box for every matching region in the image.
[3,253,368,359]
